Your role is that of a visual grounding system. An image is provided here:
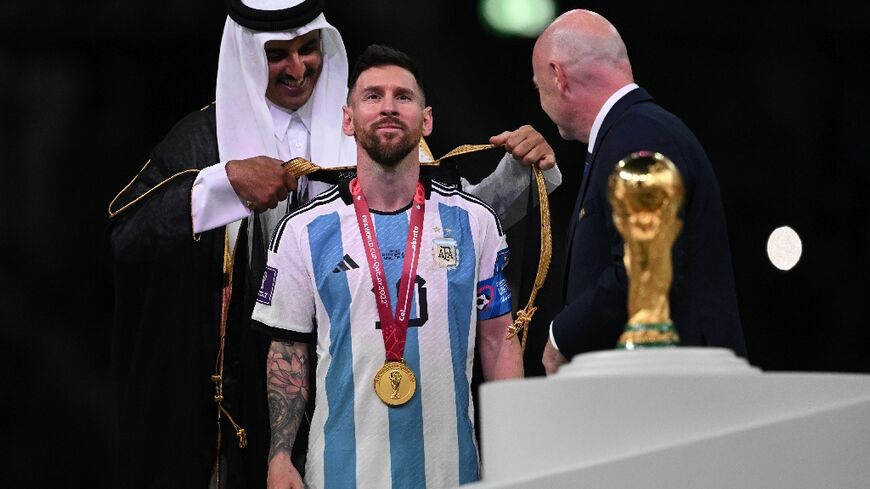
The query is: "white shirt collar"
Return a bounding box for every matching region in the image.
[267,98,313,141]
[587,83,639,152]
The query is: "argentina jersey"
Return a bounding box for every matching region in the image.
[252,180,511,489]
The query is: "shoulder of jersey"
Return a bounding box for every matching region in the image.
[269,185,342,252]
[430,180,504,236]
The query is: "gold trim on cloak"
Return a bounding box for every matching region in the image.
[107,159,201,220]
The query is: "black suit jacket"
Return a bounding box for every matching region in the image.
[552,87,747,359]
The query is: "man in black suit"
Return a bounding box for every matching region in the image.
[532,9,747,374]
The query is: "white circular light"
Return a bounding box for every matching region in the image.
[766,226,802,271]
[479,0,556,38]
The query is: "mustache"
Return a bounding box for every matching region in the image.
[374,116,406,130]
[276,68,316,85]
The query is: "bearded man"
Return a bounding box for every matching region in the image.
[252,44,523,489]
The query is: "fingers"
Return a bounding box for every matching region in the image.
[493,125,556,168]
[276,185,289,203]
[541,340,568,376]
[228,156,297,211]
[284,172,298,192]
[489,131,511,146]
[543,357,563,376]
[543,362,556,376]
[511,138,548,166]
[537,153,557,171]
[494,125,537,153]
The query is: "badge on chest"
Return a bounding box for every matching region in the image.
[433,237,459,269]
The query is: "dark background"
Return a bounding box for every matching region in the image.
[2,0,868,486]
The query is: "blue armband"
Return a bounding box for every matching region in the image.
[477,257,512,321]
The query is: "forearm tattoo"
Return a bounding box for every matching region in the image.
[266,340,310,462]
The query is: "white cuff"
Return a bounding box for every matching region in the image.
[191,162,251,233]
[549,321,560,352]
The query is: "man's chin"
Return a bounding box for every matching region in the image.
[368,144,417,167]
[557,126,577,142]
[267,89,314,111]
[375,148,414,167]
[358,130,417,166]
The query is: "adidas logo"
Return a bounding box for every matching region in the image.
[332,254,360,273]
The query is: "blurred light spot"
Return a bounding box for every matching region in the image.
[479,0,556,38]
[767,226,802,271]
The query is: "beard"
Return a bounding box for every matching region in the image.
[356,117,422,167]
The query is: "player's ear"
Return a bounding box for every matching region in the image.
[342,105,355,136]
[422,106,433,137]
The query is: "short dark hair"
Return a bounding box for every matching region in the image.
[347,44,426,103]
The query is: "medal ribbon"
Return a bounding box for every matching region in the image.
[350,178,426,362]
[283,143,550,352]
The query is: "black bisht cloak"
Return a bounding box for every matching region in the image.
[110,105,274,488]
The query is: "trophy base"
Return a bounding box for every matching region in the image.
[617,322,680,349]
[555,347,756,377]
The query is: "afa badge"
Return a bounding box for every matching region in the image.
[433,237,459,269]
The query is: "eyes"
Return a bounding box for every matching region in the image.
[299,40,320,56]
[265,40,322,62]
[265,50,285,62]
[360,90,415,103]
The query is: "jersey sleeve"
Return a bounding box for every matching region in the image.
[251,221,316,340]
[476,211,512,321]
[462,153,562,229]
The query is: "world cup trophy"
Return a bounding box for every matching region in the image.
[608,151,685,349]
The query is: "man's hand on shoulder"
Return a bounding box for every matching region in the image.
[226,156,298,212]
[266,451,304,489]
[490,125,556,170]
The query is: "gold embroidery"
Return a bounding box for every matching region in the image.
[107,158,200,220]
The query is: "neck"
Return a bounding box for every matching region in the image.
[356,151,421,212]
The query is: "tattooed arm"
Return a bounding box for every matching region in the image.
[266,339,310,489]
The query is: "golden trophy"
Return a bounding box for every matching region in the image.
[608,151,684,349]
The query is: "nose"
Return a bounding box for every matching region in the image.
[282,53,306,80]
[380,96,398,116]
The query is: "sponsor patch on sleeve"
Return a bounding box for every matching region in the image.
[476,272,511,320]
[494,248,509,274]
[256,266,278,305]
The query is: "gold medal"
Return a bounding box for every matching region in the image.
[374,361,417,406]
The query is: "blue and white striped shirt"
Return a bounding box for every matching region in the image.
[252,180,511,489]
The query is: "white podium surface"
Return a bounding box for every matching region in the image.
[467,348,870,488]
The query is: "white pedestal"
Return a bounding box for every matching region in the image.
[467,348,870,488]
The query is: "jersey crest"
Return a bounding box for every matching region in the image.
[433,236,459,269]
